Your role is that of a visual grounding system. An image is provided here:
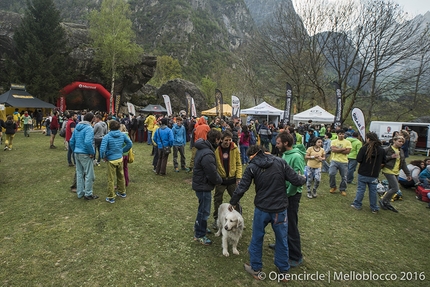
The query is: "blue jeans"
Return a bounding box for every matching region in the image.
[194,191,212,238]
[240,145,249,164]
[67,141,75,165]
[147,130,153,145]
[75,153,95,198]
[347,159,358,183]
[249,207,289,272]
[329,161,348,191]
[352,174,379,211]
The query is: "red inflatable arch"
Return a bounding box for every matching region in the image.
[58,81,113,113]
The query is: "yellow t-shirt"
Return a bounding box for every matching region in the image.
[382,146,400,175]
[306,146,325,168]
[330,139,352,163]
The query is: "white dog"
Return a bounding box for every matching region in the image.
[215,203,244,257]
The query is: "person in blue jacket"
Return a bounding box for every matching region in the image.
[172,117,189,172]
[154,118,174,175]
[100,120,133,204]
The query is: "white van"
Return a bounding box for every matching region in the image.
[369,121,430,153]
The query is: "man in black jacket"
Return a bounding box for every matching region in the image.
[192,129,222,246]
[229,145,306,280]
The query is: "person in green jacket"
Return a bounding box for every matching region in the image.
[270,131,306,267]
[346,132,363,184]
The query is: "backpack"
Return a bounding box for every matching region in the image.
[59,121,67,138]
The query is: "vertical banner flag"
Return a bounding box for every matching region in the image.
[283,82,293,124]
[126,102,136,116]
[352,108,366,141]
[231,95,240,118]
[333,82,342,128]
[191,97,197,117]
[215,89,223,118]
[185,92,192,117]
[162,95,172,116]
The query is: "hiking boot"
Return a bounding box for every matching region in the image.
[174,168,179,172]
[194,236,212,246]
[385,203,399,213]
[84,195,99,200]
[115,191,127,198]
[312,191,317,198]
[379,199,388,210]
[244,263,264,280]
[106,197,115,204]
[289,257,303,268]
[330,187,337,193]
[341,191,347,196]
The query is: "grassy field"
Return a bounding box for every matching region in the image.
[0,130,429,286]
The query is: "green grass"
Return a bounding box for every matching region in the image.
[1,130,429,286]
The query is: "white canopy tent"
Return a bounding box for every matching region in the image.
[292,105,335,124]
[241,101,284,125]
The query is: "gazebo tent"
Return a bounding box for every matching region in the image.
[138,104,167,114]
[292,105,335,124]
[241,101,284,125]
[201,104,232,116]
[0,89,56,109]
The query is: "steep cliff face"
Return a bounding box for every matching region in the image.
[243,0,294,27]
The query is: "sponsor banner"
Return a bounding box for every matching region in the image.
[162,95,172,116]
[127,102,136,116]
[232,95,240,118]
[333,82,342,128]
[283,82,293,124]
[191,97,197,117]
[215,89,223,118]
[352,108,366,140]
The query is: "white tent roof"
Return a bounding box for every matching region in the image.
[241,101,284,116]
[293,105,335,123]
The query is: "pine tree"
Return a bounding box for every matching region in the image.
[11,0,70,103]
[89,0,143,113]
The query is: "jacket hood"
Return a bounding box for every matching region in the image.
[197,117,207,125]
[109,130,123,138]
[194,138,213,151]
[284,144,306,157]
[75,121,92,131]
[251,150,275,169]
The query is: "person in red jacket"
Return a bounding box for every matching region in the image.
[66,112,78,166]
[50,111,60,149]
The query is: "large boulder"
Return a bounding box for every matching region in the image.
[156,79,208,115]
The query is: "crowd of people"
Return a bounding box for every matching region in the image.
[2,108,429,280]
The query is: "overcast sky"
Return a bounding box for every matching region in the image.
[394,0,430,15]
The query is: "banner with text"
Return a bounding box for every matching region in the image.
[352,108,366,140]
[162,95,172,116]
[232,95,240,118]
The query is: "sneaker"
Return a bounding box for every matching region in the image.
[3,146,7,151]
[175,168,179,172]
[371,209,379,214]
[182,167,190,172]
[350,204,361,210]
[289,257,303,268]
[84,194,99,200]
[194,236,212,246]
[244,263,263,280]
[8,148,12,151]
[330,187,337,193]
[50,145,57,149]
[68,163,75,167]
[70,188,77,193]
[115,191,127,198]
[186,168,193,173]
[106,197,115,204]
[341,191,347,196]
[307,193,313,199]
[312,191,317,198]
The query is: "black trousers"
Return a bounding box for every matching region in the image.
[288,192,303,261]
